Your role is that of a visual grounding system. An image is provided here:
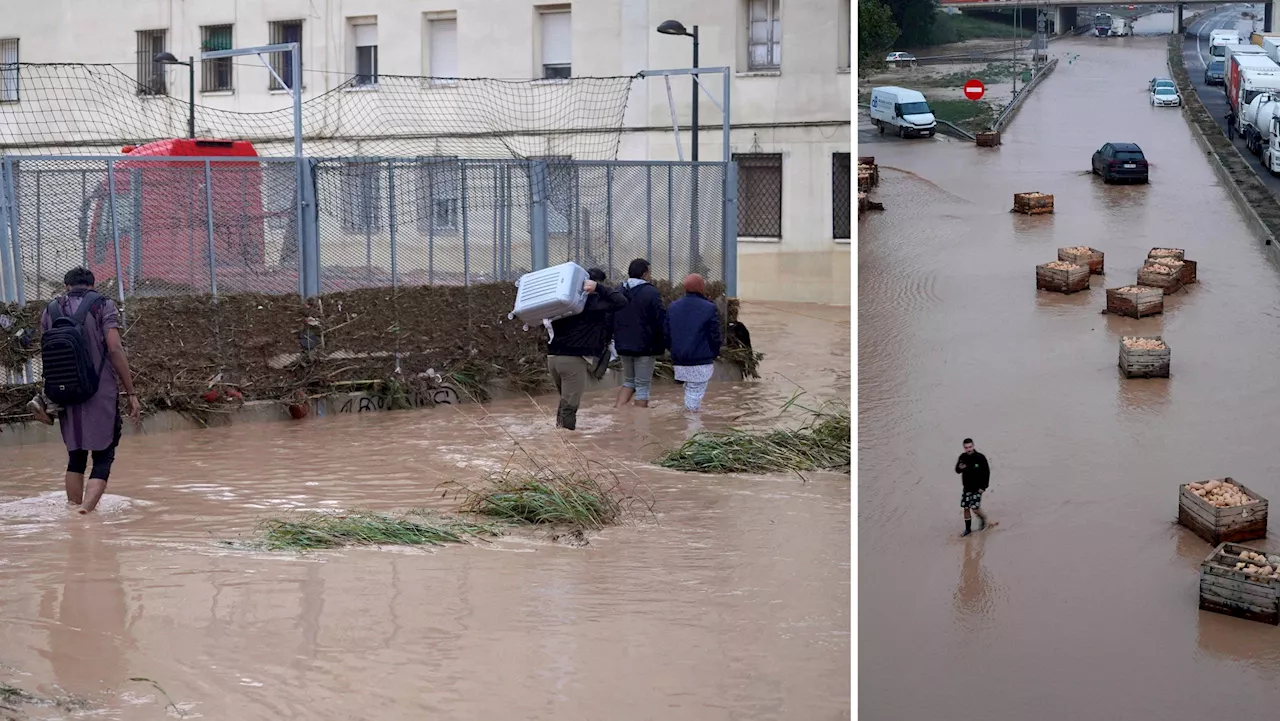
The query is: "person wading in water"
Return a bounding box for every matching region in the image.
[29,267,141,513]
[955,438,994,537]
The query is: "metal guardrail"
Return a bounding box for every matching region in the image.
[992,58,1060,132]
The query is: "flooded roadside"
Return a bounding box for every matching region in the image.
[859,33,1280,720]
[0,302,849,720]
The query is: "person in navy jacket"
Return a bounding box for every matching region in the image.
[612,259,667,408]
[664,273,721,412]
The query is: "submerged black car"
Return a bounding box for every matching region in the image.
[1091,143,1150,184]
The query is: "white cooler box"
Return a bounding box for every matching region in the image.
[511,262,589,325]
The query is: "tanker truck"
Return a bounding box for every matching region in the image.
[1240,93,1280,156]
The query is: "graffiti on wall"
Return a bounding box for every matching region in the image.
[337,384,461,413]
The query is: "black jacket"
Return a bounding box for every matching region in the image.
[665,292,721,366]
[548,284,628,357]
[612,281,667,357]
[955,452,991,492]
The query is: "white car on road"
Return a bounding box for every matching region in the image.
[1150,85,1181,107]
[885,52,917,66]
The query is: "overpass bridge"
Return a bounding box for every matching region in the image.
[938,1,1270,38]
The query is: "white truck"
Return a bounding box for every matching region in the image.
[1228,55,1280,117]
[1110,17,1132,37]
[1265,36,1280,64]
[868,86,937,138]
[1211,29,1244,57]
[1262,108,1280,174]
[1240,92,1280,155]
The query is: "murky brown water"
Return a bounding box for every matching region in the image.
[0,302,850,720]
[860,33,1280,720]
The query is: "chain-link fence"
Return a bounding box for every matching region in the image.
[0,155,735,304]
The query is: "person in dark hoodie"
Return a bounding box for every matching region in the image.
[664,273,721,413]
[547,267,628,430]
[955,438,994,537]
[612,259,667,408]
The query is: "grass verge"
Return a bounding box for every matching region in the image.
[256,510,498,550]
[927,99,998,134]
[916,62,1027,88]
[930,12,1024,44]
[657,398,851,474]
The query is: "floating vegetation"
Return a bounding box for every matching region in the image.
[449,468,635,530]
[255,510,498,551]
[657,398,851,474]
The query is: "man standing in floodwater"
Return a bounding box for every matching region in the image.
[547,268,627,431]
[30,267,141,514]
[955,438,992,537]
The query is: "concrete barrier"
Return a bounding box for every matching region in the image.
[0,359,745,448]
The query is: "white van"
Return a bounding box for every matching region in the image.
[869,87,937,138]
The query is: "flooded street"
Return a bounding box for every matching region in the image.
[0,303,850,719]
[860,31,1280,719]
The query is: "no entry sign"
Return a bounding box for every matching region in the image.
[963,79,986,100]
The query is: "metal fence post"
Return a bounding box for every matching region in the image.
[388,161,398,291]
[461,161,470,286]
[645,166,653,263]
[530,160,549,271]
[691,164,701,274]
[606,165,614,276]
[0,161,15,304]
[203,161,218,297]
[106,160,126,303]
[667,164,674,281]
[3,158,25,305]
[34,172,42,296]
[723,161,739,297]
[299,158,321,297]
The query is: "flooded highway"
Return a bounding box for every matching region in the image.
[859,30,1280,720]
[0,303,850,720]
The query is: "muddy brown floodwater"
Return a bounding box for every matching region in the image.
[0,302,849,720]
[860,34,1280,720]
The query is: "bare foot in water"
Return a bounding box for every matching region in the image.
[78,508,90,514]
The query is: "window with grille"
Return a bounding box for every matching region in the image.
[201,25,234,92]
[734,153,782,238]
[341,162,383,232]
[0,38,18,103]
[269,20,303,91]
[833,153,850,241]
[135,30,167,95]
[352,22,378,86]
[747,0,781,70]
[415,159,461,232]
[540,9,572,79]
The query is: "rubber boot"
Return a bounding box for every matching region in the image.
[561,404,579,431]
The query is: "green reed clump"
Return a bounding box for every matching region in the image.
[450,468,635,530]
[658,401,850,474]
[256,510,497,550]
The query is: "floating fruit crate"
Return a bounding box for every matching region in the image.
[1058,246,1104,275]
[1179,479,1268,546]
[1200,542,1280,625]
[1105,286,1163,318]
[1013,192,1054,215]
[1136,262,1184,293]
[976,131,1001,147]
[1036,261,1089,293]
[1148,250,1196,285]
[1119,335,1170,378]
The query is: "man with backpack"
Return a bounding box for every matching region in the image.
[612,259,666,408]
[28,267,140,514]
[547,267,628,431]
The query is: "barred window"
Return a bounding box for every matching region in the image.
[833,153,850,240]
[414,159,461,232]
[0,38,18,103]
[269,20,304,91]
[734,153,782,238]
[201,25,234,92]
[747,0,781,70]
[341,162,383,233]
[135,30,167,95]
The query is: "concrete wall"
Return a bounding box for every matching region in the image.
[0,0,851,305]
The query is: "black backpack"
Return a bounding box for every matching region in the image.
[42,291,108,406]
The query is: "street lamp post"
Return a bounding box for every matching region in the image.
[657,20,699,161]
[154,52,195,139]
[657,19,702,274]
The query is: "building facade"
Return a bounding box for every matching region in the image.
[0,0,851,304]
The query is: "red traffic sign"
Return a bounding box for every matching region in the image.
[963,79,986,100]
